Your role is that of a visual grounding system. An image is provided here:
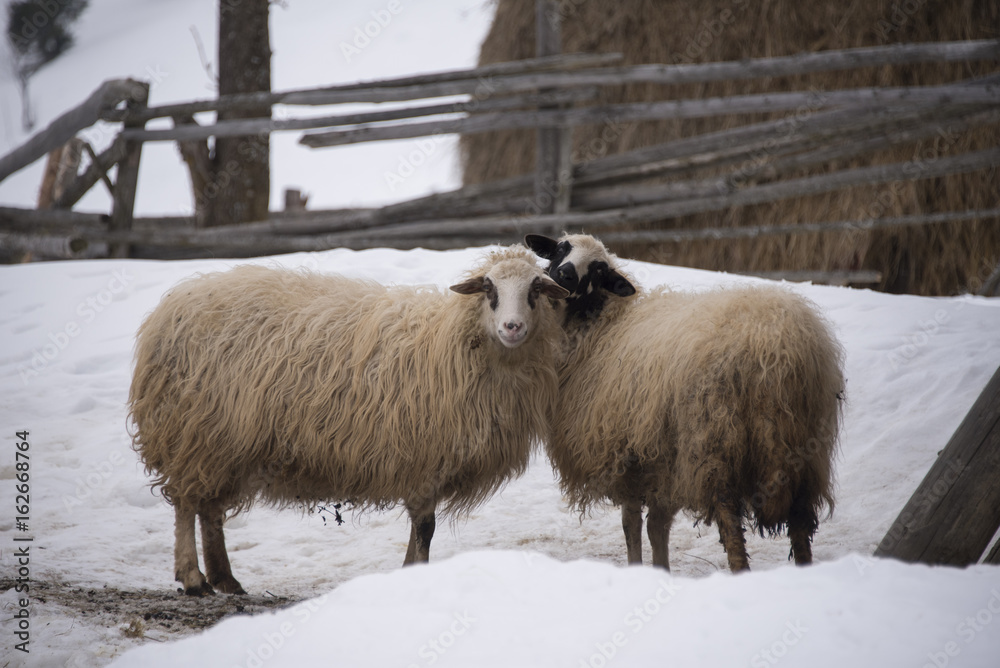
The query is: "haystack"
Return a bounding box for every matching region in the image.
[460,0,1000,295]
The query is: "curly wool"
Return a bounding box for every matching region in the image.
[551,279,844,536]
[129,246,563,519]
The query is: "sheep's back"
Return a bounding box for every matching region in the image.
[129,265,543,513]
[551,286,843,517]
[666,286,844,525]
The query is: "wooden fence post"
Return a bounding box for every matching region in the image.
[874,365,1000,565]
[534,0,572,225]
[109,82,150,258]
[37,138,83,209]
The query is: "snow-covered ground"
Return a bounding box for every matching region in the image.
[3,1,1000,667]
[2,245,1000,667]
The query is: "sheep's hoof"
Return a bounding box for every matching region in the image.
[211,576,246,595]
[190,581,216,596]
[178,580,215,596]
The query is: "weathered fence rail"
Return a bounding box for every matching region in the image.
[0,33,998,275]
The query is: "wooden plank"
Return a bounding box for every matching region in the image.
[874,366,1000,565]
[14,207,999,258]
[37,138,85,208]
[299,81,999,148]
[100,40,1000,119]
[312,147,1000,239]
[109,83,149,258]
[51,138,127,209]
[0,231,99,259]
[0,79,145,182]
[596,209,1000,244]
[120,88,596,143]
[100,53,623,122]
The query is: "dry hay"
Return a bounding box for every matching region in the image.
[460,0,1000,295]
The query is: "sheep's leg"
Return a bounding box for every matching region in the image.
[403,502,436,565]
[787,493,818,566]
[174,502,213,595]
[714,498,750,573]
[646,500,674,570]
[198,500,246,595]
[622,500,644,565]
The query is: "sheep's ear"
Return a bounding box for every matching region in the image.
[538,276,571,300]
[525,234,559,260]
[449,276,485,294]
[602,270,636,297]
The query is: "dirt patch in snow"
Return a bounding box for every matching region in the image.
[1,576,299,639]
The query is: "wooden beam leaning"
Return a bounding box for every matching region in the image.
[874,366,1000,566]
[100,52,623,123]
[0,78,146,182]
[52,137,127,209]
[120,88,597,143]
[299,81,1000,148]
[99,39,1000,122]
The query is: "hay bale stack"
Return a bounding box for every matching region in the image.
[460,0,1000,295]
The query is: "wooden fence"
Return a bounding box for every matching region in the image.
[0,31,998,287]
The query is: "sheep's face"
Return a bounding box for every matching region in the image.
[450,259,569,348]
[525,234,635,320]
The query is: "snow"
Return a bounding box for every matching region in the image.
[2,246,1000,667]
[3,1,1000,666]
[107,552,1000,668]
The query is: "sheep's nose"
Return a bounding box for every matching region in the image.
[554,263,578,291]
[504,320,523,333]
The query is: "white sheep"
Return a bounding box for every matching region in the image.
[128,246,568,595]
[526,233,844,572]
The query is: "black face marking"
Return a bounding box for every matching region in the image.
[530,237,634,322]
[483,277,498,311]
[563,260,611,321]
[553,262,579,294]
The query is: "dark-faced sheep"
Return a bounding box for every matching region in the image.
[526,233,845,572]
[129,246,568,595]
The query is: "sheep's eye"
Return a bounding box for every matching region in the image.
[483,279,495,295]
